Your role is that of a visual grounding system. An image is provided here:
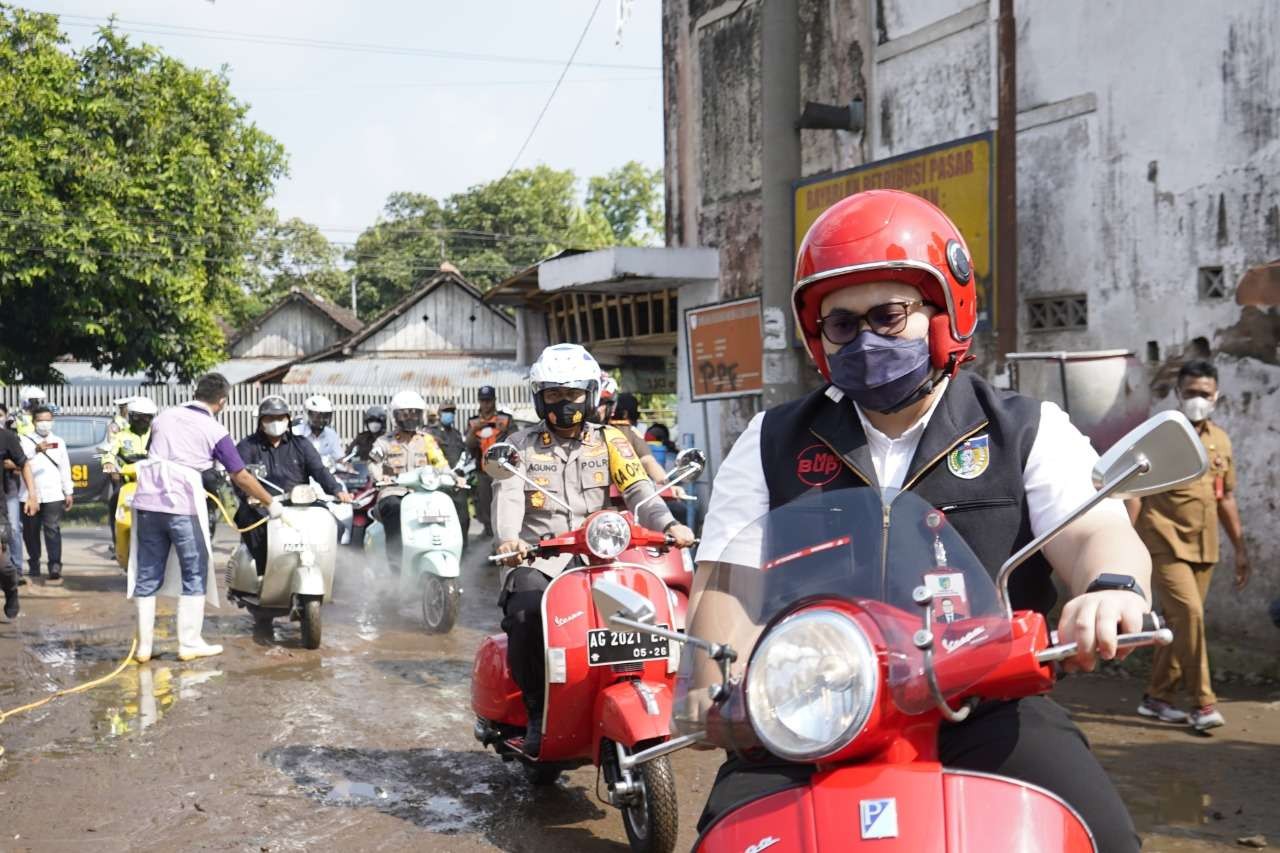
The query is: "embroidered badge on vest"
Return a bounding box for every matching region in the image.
[947,436,990,480]
[530,491,545,509]
[795,443,842,487]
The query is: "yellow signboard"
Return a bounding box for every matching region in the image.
[793,133,994,327]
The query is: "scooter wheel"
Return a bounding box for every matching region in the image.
[621,754,678,853]
[422,575,460,634]
[300,598,321,649]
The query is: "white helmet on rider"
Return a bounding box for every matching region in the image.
[126,397,158,416]
[389,390,428,433]
[19,386,46,409]
[528,343,602,427]
[304,394,334,432]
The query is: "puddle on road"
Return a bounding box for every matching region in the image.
[1125,776,1212,831]
[94,664,223,740]
[265,744,606,836]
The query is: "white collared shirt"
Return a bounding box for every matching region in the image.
[19,432,73,504]
[696,382,1128,566]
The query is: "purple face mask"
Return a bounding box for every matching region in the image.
[827,330,932,413]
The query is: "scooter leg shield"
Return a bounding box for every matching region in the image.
[593,680,672,761]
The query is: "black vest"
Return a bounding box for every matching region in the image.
[758,372,1057,614]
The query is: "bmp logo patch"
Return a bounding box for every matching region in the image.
[795,443,842,487]
[860,798,899,840]
[947,435,990,480]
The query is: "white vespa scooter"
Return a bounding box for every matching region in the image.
[225,469,350,649]
[364,466,466,633]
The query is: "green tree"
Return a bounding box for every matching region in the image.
[238,210,348,324]
[348,166,614,318]
[0,7,286,382]
[586,160,664,246]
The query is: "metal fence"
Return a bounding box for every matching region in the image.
[2,383,533,442]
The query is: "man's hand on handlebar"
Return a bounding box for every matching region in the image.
[336,491,353,503]
[495,539,530,567]
[1056,589,1148,673]
[666,524,696,548]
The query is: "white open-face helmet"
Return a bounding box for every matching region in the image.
[113,395,136,408]
[529,344,601,419]
[389,390,428,432]
[304,394,334,414]
[19,386,46,407]
[127,397,158,416]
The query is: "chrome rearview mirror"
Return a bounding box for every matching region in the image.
[996,410,1209,617]
[674,448,706,474]
[482,442,520,480]
[1091,410,1207,499]
[591,579,656,626]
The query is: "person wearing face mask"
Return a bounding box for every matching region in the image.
[466,386,514,539]
[369,390,453,574]
[235,396,353,573]
[18,405,74,583]
[691,190,1154,852]
[1129,360,1246,732]
[492,344,696,756]
[427,400,471,544]
[293,395,343,464]
[346,405,387,475]
[102,396,156,556]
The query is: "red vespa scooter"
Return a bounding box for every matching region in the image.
[470,441,695,853]
[592,411,1207,853]
[606,448,705,630]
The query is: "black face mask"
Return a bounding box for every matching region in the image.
[546,398,588,430]
[128,415,153,434]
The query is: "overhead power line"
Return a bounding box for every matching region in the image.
[39,10,657,71]
[504,0,605,177]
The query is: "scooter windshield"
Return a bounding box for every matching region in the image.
[673,488,1013,751]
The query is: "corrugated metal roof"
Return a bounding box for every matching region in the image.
[279,357,528,390]
[49,359,292,386]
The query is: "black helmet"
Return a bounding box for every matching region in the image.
[478,385,496,401]
[364,405,387,427]
[258,396,290,418]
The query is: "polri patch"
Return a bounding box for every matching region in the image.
[946,435,990,480]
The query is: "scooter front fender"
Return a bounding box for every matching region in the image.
[418,549,460,579]
[291,561,327,598]
[593,679,672,760]
[695,762,1096,852]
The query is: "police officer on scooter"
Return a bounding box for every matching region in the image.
[428,400,471,547]
[691,190,1152,851]
[235,397,352,573]
[493,344,696,756]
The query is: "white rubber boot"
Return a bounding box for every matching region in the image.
[134,595,156,663]
[176,595,222,661]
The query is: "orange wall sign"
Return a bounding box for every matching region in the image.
[685,297,764,400]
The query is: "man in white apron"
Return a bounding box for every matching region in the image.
[128,374,280,662]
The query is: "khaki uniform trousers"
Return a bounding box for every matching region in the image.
[1148,555,1216,707]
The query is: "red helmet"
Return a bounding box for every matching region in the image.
[793,189,978,380]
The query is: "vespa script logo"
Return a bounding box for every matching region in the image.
[795,443,842,487]
[554,611,585,628]
[941,625,987,654]
[744,837,780,853]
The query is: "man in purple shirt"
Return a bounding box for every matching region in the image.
[131,373,279,662]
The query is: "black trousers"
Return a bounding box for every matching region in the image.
[106,476,122,539]
[452,492,471,550]
[696,696,1139,853]
[22,500,65,572]
[376,495,404,571]
[499,565,550,712]
[235,505,269,574]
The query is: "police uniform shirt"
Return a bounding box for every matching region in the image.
[1134,418,1234,564]
[697,383,1129,565]
[494,422,675,548]
[370,431,447,478]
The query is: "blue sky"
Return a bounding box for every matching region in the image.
[20,1,664,246]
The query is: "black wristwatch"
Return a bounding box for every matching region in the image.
[1086,573,1147,602]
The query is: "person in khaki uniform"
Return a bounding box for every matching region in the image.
[370,390,454,575]
[493,344,695,756]
[1131,360,1248,731]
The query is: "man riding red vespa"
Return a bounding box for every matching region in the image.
[692,189,1152,851]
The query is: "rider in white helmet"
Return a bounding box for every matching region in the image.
[109,395,136,436]
[294,394,343,463]
[368,390,455,574]
[14,386,46,437]
[491,344,696,756]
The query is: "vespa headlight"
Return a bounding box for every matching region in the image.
[419,469,439,490]
[585,511,631,560]
[289,484,317,505]
[745,610,877,761]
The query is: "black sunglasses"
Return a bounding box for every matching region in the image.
[817,300,924,345]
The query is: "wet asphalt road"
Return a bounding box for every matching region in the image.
[0,526,1276,852]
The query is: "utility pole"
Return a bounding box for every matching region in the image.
[996,0,1018,361]
[760,0,805,407]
